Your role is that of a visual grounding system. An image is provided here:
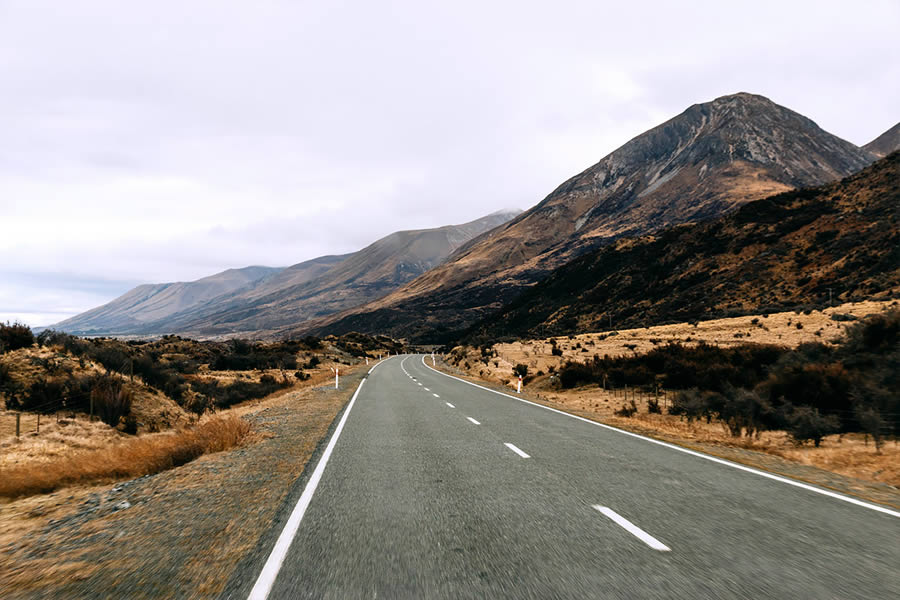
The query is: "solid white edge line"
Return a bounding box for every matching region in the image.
[422,356,900,519]
[466,417,481,425]
[504,442,530,458]
[446,402,455,408]
[593,505,670,551]
[248,361,382,600]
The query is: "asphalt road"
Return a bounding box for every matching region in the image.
[247,355,900,599]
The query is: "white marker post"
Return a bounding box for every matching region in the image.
[365,357,369,366]
[431,352,436,366]
[517,375,522,394]
[331,367,339,389]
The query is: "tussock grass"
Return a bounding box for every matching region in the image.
[0,415,251,499]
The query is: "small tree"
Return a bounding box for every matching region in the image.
[855,406,885,451]
[513,364,528,378]
[785,406,839,447]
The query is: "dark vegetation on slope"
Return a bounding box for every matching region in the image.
[1,327,404,426]
[556,310,899,446]
[462,152,900,345]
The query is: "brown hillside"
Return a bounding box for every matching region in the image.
[303,93,878,341]
[466,152,900,341]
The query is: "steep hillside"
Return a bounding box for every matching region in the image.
[863,122,900,158]
[464,152,900,342]
[53,265,285,335]
[304,93,879,341]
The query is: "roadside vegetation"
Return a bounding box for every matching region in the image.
[1,325,403,498]
[0,415,251,498]
[445,302,899,485]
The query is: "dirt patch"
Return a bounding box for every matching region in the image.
[0,365,365,599]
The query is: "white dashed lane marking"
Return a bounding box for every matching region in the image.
[504,443,530,458]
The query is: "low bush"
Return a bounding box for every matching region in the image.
[614,400,637,417]
[557,342,786,391]
[190,376,290,409]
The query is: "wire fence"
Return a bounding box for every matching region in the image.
[0,409,87,440]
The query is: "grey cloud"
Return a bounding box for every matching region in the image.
[1,0,897,326]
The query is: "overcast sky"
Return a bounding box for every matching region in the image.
[1,1,897,326]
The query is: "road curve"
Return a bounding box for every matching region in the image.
[241,355,900,599]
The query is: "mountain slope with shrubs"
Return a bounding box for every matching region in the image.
[465,152,900,342]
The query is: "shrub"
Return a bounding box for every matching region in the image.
[830,313,856,322]
[93,345,131,374]
[854,406,886,450]
[513,364,528,378]
[91,376,133,427]
[719,387,771,438]
[0,321,34,353]
[783,405,840,447]
[614,400,637,417]
[8,378,67,412]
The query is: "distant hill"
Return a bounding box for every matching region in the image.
[54,210,520,337]
[863,122,900,158]
[303,93,880,342]
[463,152,900,342]
[52,265,286,335]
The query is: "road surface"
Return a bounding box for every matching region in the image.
[239,355,900,599]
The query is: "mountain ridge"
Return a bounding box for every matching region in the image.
[54,211,521,337]
[863,122,900,158]
[301,92,881,342]
[463,151,900,341]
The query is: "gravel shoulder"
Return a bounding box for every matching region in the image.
[0,367,366,599]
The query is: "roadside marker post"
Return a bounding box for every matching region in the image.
[431,352,436,366]
[517,375,522,394]
[330,367,339,389]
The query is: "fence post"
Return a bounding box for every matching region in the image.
[16,413,20,438]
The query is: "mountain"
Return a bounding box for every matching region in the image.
[52,265,285,335]
[465,151,900,341]
[300,93,879,342]
[55,210,520,337]
[863,122,900,158]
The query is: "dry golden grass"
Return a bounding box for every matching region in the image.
[0,415,252,499]
[463,299,898,385]
[0,416,123,468]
